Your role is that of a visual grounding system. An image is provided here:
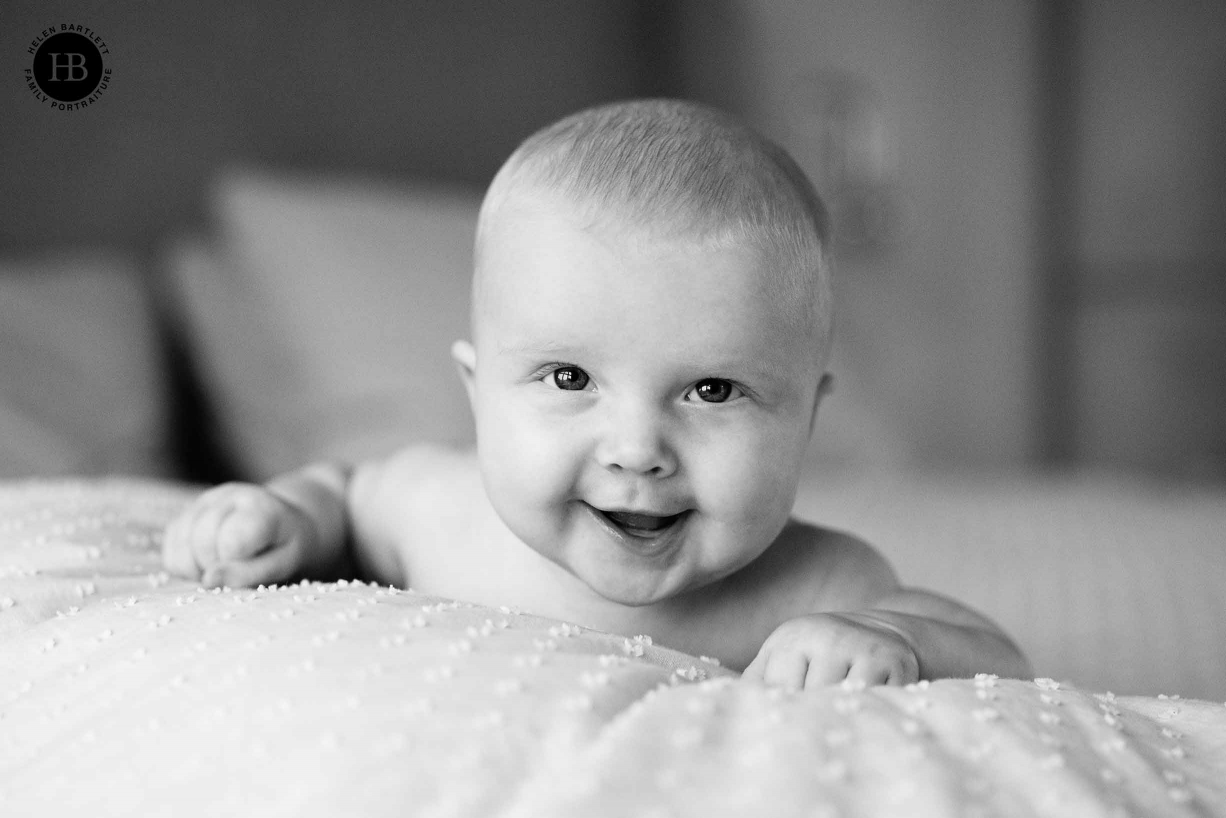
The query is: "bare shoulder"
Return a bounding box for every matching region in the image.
[674,519,901,670]
[731,517,901,616]
[347,444,487,585]
[351,444,482,509]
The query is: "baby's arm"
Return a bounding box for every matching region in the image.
[161,459,405,589]
[856,585,1033,682]
[742,523,1031,690]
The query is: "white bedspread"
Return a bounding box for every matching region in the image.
[1,479,1224,817]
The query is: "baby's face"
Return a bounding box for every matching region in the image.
[455,195,827,607]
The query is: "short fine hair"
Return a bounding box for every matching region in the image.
[475,98,833,353]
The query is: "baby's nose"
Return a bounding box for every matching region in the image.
[594,404,678,478]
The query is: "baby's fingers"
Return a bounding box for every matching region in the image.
[162,505,202,580]
[757,650,813,693]
[805,657,853,689]
[742,651,766,683]
[162,483,290,582]
[845,649,919,687]
[844,660,894,688]
[163,492,230,577]
[215,502,282,563]
[203,544,299,590]
[187,500,236,568]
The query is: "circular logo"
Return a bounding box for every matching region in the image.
[33,32,103,101]
[24,25,112,110]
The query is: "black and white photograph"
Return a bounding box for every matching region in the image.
[2,1,1225,815]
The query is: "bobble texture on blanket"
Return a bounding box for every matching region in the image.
[1,479,1225,818]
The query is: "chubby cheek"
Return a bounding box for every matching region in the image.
[475,395,579,544]
[692,422,805,552]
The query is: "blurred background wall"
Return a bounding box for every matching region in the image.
[3,0,1224,480]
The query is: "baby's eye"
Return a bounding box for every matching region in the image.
[551,366,590,391]
[688,379,742,404]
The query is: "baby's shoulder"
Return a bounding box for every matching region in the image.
[348,444,490,577]
[728,518,900,615]
[351,444,481,513]
[673,520,900,668]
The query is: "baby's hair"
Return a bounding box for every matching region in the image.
[475,98,834,354]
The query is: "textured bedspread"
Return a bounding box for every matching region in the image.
[1,479,1224,817]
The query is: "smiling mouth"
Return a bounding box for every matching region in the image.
[587,504,691,541]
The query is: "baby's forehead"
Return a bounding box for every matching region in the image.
[481,200,793,308]
[475,198,821,357]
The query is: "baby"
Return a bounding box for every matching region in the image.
[163,99,1030,689]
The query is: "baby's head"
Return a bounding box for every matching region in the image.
[452,99,834,606]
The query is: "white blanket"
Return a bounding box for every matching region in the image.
[1,479,1224,817]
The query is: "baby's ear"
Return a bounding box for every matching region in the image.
[450,340,477,406]
[808,373,835,437]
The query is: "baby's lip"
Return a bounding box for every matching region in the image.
[600,509,686,532]
[585,503,691,537]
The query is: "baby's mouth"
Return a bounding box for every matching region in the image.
[590,506,690,539]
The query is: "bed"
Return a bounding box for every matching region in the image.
[2,171,1225,816]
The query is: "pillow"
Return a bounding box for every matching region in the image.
[164,169,479,479]
[0,253,171,479]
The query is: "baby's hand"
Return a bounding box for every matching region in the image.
[742,612,920,691]
[162,483,316,589]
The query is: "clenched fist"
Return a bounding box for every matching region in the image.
[162,482,317,589]
[742,612,920,691]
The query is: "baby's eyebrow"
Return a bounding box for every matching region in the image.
[495,339,574,357]
[659,353,795,394]
[711,360,791,387]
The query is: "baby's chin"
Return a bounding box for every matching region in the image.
[551,549,682,608]
[568,552,731,609]
[582,578,674,608]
